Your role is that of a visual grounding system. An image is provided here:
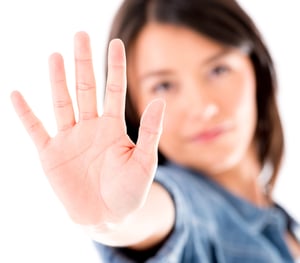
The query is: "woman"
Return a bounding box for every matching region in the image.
[11,0,300,262]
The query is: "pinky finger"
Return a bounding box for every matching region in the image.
[11,91,50,152]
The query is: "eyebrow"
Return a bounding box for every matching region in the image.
[202,48,232,65]
[139,48,232,83]
[139,70,173,83]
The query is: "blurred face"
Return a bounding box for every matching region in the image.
[127,23,258,176]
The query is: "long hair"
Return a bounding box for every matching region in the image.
[105,0,284,193]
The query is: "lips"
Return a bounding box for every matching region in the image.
[189,125,227,143]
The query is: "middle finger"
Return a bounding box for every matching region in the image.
[74,31,98,121]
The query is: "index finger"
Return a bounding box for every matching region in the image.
[103,39,127,120]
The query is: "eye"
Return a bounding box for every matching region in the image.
[152,81,174,93]
[209,65,230,77]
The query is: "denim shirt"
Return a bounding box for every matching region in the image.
[94,162,300,263]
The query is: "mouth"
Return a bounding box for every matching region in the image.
[189,125,229,143]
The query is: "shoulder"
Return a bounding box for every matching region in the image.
[155,163,225,231]
[155,163,225,208]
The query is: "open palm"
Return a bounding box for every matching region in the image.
[11,32,165,227]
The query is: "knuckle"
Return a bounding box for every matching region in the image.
[106,83,123,93]
[80,111,96,120]
[77,81,96,91]
[75,57,92,64]
[140,125,160,136]
[27,120,42,134]
[58,123,73,132]
[108,63,125,71]
[53,99,71,109]
[52,78,65,86]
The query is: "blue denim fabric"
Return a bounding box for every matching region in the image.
[94,162,300,262]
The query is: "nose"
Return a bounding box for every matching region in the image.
[183,81,219,121]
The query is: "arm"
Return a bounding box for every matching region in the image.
[10,32,172,250]
[86,182,175,250]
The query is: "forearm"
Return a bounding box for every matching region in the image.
[84,182,175,250]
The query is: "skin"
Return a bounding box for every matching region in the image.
[11,32,174,248]
[128,23,264,206]
[10,25,300,256]
[127,22,300,257]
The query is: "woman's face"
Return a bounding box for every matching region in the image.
[127,23,257,175]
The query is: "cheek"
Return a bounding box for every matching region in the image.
[158,105,183,151]
[225,76,257,149]
[222,73,256,121]
[239,79,256,122]
[160,107,180,139]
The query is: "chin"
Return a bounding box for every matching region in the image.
[182,150,245,176]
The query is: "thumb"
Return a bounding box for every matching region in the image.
[135,99,165,156]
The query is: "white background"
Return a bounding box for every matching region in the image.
[0,1,299,262]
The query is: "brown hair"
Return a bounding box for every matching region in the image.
[106,0,284,193]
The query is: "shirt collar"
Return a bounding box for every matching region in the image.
[166,161,292,233]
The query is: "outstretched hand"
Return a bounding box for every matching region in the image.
[11,32,165,226]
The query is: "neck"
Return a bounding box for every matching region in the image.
[209,147,270,208]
